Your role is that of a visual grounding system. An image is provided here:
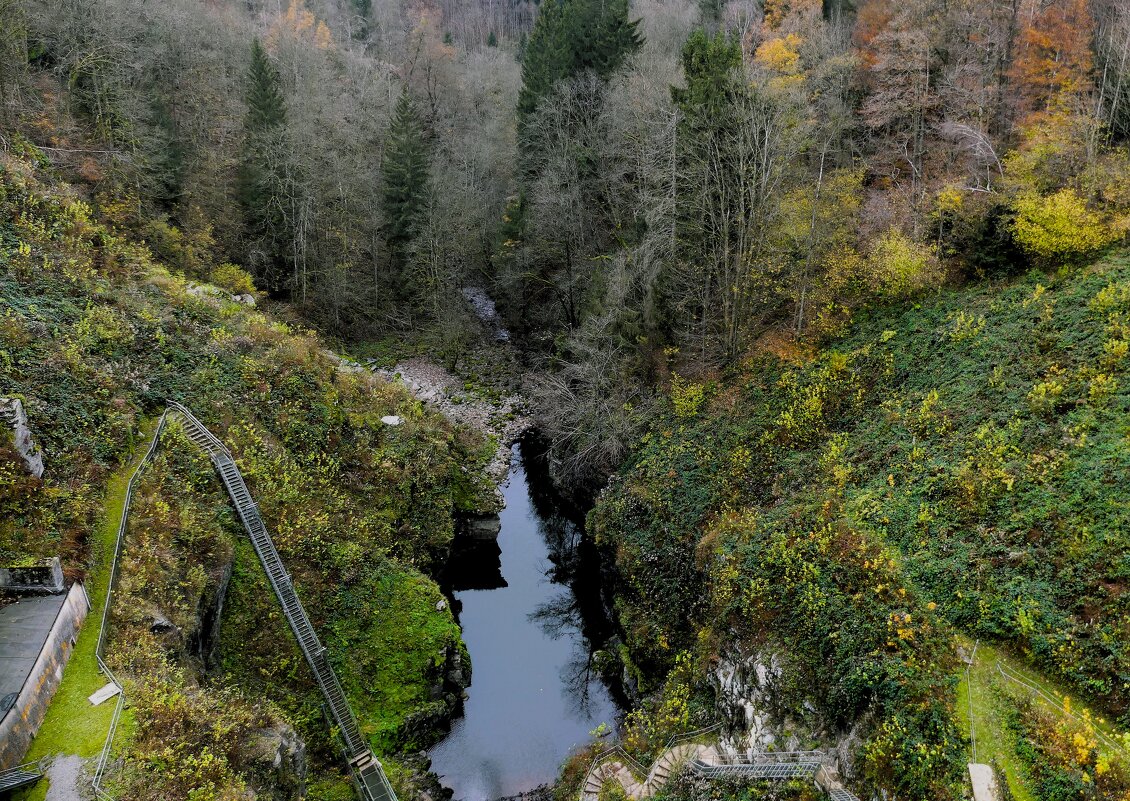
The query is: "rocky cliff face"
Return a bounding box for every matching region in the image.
[0,397,44,479]
[712,647,865,781]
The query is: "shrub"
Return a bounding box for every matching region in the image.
[868,229,939,298]
[1011,189,1121,263]
[211,263,257,295]
[670,374,706,418]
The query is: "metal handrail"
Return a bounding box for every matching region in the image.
[581,722,721,799]
[92,409,172,799]
[660,722,723,754]
[694,750,825,767]
[585,743,650,779]
[89,404,397,801]
[2,758,48,776]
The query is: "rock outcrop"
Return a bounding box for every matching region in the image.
[247,723,307,801]
[0,397,44,478]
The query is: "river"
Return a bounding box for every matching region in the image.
[428,438,621,800]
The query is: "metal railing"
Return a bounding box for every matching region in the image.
[90,404,398,801]
[579,719,860,801]
[92,409,172,799]
[0,758,48,793]
[581,722,722,791]
[996,660,1129,757]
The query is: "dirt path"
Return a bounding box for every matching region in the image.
[43,755,84,801]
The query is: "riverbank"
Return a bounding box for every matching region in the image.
[369,357,531,507]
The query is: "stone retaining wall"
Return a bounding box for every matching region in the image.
[0,583,89,769]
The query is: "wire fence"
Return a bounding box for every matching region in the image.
[91,410,172,799]
[995,660,1129,758]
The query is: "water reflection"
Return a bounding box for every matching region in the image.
[428,440,622,801]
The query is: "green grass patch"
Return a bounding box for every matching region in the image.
[13,419,157,798]
[956,639,1037,801]
[956,637,1130,801]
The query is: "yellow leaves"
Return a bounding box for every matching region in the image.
[1088,372,1118,405]
[669,373,706,418]
[1012,188,1121,263]
[818,432,852,489]
[1022,283,1047,309]
[885,611,916,646]
[935,184,964,214]
[1027,377,1065,416]
[268,0,333,49]
[755,34,803,75]
[866,229,939,298]
[946,311,986,343]
[1103,338,1129,369]
[1091,280,1130,315]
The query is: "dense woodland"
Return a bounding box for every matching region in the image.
[6,0,1129,487]
[4,0,1130,799]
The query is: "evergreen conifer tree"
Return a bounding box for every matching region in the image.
[380,90,430,280]
[238,38,290,294]
[517,0,642,126]
[246,39,285,132]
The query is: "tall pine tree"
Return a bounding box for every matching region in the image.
[380,90,430,286]
[238,39,289,293]
[517,0,642,127]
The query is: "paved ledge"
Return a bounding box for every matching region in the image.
[0,585,88,768]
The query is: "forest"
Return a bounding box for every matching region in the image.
[2,0,1130,799]
[2,0,1130,481]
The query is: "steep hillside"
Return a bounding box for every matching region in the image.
[589,257,1130,800]
[0,146,494,797]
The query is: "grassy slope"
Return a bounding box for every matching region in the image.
[0,149,491,794]
[591,253,1130,800]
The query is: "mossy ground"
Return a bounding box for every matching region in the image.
[12,419,156,800]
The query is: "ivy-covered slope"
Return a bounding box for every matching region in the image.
[0,148,493,797]
[590,256,1130,800]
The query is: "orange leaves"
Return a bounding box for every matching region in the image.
[1007,0,1095,124]
[761,0,822,31]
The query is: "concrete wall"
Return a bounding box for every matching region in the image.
[0,557,65,594]
[0,583,89,769]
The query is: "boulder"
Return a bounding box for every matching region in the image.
[247,723,306,801]
[460,515,501,541]
[0,397,44,478]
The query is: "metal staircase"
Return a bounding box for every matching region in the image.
[168,402,397,801]
[0,761,44,793]
[580,722,860,801]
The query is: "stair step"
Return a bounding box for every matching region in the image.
[0,770,42,793]
[179,404,397,800]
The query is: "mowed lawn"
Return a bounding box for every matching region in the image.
[956,636,1130,801]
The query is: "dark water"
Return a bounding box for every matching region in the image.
[429,440,620,801]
